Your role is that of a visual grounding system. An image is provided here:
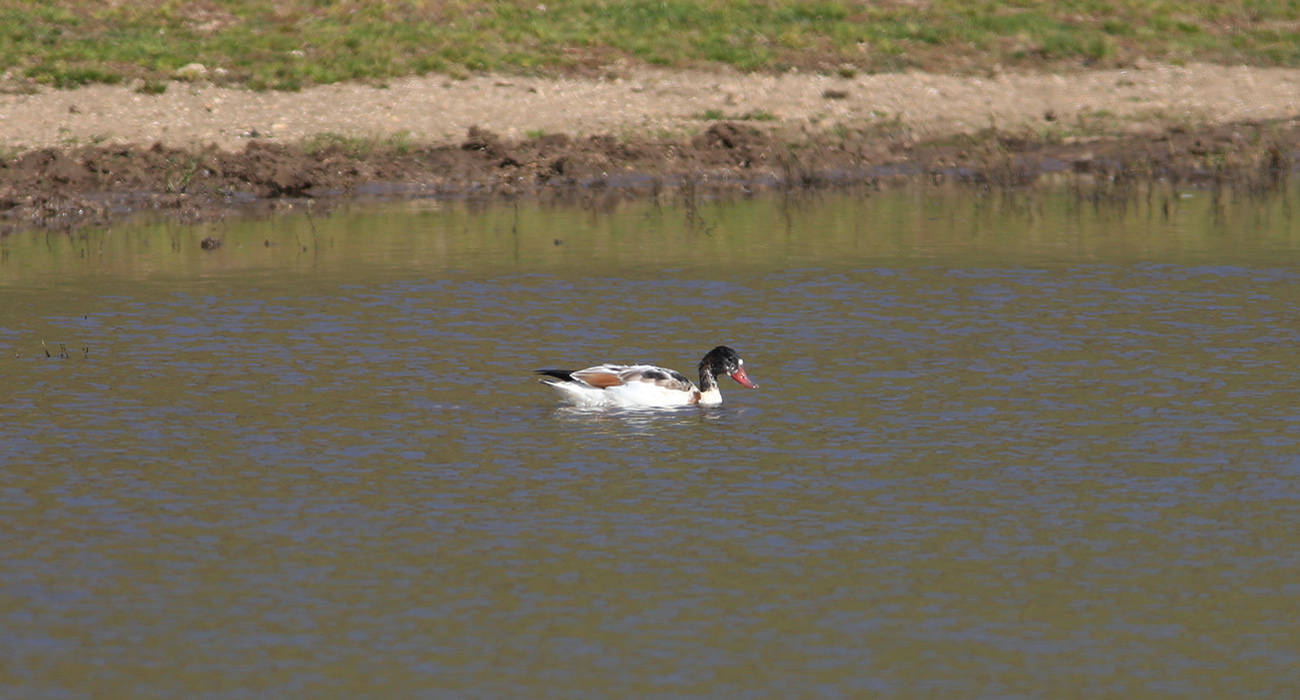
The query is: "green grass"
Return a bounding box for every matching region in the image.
[301,132,378,157]
[136,78,167,95]
[301,129,416,156]
[1,1,1299,91]
[700,108,778,121]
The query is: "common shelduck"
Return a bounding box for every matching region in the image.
[536,345,758,408]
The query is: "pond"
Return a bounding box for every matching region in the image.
[3,185,1300,698]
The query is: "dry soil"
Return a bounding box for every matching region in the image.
[1,63,1298,232]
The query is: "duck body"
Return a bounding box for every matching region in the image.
[536,346,757,409]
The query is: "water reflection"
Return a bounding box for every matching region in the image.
[3,184,1300,284]
[3,186,1300,698]
[551,404,731,436]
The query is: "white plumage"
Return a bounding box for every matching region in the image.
[536,346,758,409]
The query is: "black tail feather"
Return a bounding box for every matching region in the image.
[535,368,575,382]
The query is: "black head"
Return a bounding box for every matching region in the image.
[701,346,742,374]
[699,346,758,388]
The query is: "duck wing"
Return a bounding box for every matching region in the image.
[538,364,696,392]
[610,365,696,393]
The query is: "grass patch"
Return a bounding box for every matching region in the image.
[383,130,414,155]
[302,130,418,157]
[700,109,777,121]
[1,1,1298,91]
[301,132,376,157]
[136,79,168,95]
[1075,108,1120,136]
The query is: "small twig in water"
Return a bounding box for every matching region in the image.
[306,200,318,251]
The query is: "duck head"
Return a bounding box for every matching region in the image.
[700,345,758,389]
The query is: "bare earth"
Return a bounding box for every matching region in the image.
[3,62,1299,151]
[2,63,1298,233]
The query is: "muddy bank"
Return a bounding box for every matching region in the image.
[1,119,1296,234]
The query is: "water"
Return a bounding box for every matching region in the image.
[3,187,1300,698]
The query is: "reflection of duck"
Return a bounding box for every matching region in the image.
[536,346,758,408]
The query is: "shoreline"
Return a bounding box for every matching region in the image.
[2,64,1298,234]
[5,63,1299,152]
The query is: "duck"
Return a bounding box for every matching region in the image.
[535,345,758,408]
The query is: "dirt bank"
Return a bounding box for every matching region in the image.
[1,63,1298,233]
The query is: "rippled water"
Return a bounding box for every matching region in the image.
[3,187,1300,698]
